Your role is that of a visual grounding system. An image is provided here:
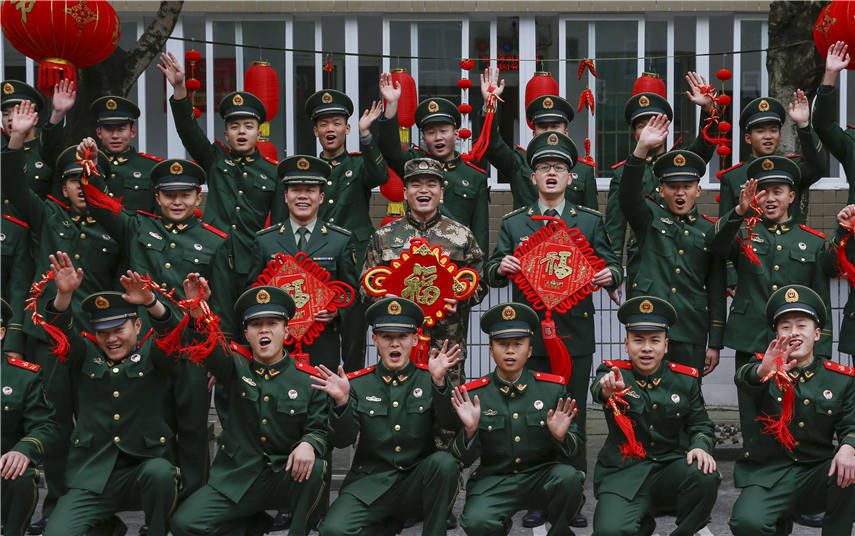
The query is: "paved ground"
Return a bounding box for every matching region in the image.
[30,407,826,535]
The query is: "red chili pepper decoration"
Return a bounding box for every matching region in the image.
[577,59,598,80]
[577,88,595,114]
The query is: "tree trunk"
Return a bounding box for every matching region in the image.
[62,1,183,146]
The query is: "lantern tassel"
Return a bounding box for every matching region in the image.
[37,60,76,98]
[463,88,503,163]
[25,270,70,361]
[542,314,572,379]
[411,328,431,366]
[756,361,797,452]
[80,148,124,215]
[607,387,646,459]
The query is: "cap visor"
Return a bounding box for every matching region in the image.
[92,317,134,331]
[490,329,533,340]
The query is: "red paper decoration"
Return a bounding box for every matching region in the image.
[185,49,202,62]
[390,68,418,128]
[458,128,472,139]
[380,167,405,202]
[718,121,732,133]
[716,69,733,81]
[632,72,667,98]
[185,79,201,91]
[457,78,473,90]
[460,58,475,70]
[256,140,278,162]
[524,71,560,110]
[458,104,472,114]
[245,61,280,121]
[814,1,855,69]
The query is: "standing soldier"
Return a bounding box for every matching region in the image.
[314,297,462,536]
[618,114,727,376]
[591,296,720,536]
[377,73,490,254]
[814,41,854,202]
[479,67,599,211]
[451,302,585,536]
[90,96,162,213]
[1,299,57,536]
[827,205,855,358]
[729,285,855,536]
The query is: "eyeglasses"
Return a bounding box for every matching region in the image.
[534,163,569,173]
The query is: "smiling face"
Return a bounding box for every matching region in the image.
[531,158,571,199]
[373,331,417,371]
[62,177,88,212]
[422,123,458,161]
[759,183,795,223]
[244,317,288,363]
[95,318,142,362]
[404,176,442,220]
[532,121,568,136]
[489,336,533,382]
[660,180,700,216]
[285,184,323,224]
[96,123,137,154]
[745,123,781,157]
[155,188,201,222]
[313,114,350,155]
[774,312,820,365]
[224,118,260,154]
[625,329,668,376]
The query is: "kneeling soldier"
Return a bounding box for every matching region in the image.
[316,297,462,535]
[729,285,855,535]
[591,296,720,536]
[452,303,584,536]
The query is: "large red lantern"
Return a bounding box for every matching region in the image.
[245,61,280,120]
[390,68,418,141]
[814,1,855,69]
[1,0,120,96]
[524,71,560,129]
[632,72,667,98]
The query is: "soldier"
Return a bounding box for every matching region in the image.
[170,283,329,536]
[306,89,389,373]
[41,254,184,536]
[314,297,462,535]
[1,299,57,536]
[606,72,717,287]
[361,157,486,391]
[814,41,854,202]
[826,204,855,358]
[591,296,720,536]
[618,114,727,376]
[450,302,584,536]
[729,285,855,535]
[712,160,832,368]
[90,95,162,213]
[377,73,490,253]
[479,66,599,211]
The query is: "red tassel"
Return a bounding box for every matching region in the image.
[80,150,124,215]
[607,387,646,459]
[410,329,431,366]
[25,270,70,361]
[154,311,190,355]
[836,229,855,287]
[756,354,797,451]
[541,314,572,378]
[463,87,504,163]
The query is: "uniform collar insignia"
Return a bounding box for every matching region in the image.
[636,379,647,388]
[117,156,128,163]
[484,409,498,416]
[72,215,80,222]
[177,223,187,230]
[382,375,393,384]
[803,371,814,379]
[660,217,673,225]
[87,216,96,224]
[516,383,527,392]
[269,369,281,377]
[164,223,173,229]
[255,367,266,376]
[397,374,408,382]
[498,385,511,395]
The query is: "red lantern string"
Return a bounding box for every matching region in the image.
[458,128,472,139]
[323,54,334,87]
[458,103,472,115]
[457,78,472,90]
[185,49,202,117]
[607,387,647,459]
[756,350,797,451]
[26,270,70,361]
[460,58,475,70]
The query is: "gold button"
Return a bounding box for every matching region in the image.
[675,268,681,274]
[803,399,810,406]
[652,403,659,409]
[671,288,677,293]
[232,225,237,229]
[114,436,121,443]
[221,444,225,450]
[289,409,294,415]
[263,395,270,402]
[164,262,171,269]
[776,245,782,251]
[113,391,120,398]
[649,425,655,430]
[172,229,178,234]
[235,206,241,211]
[74,253,81,260]
[540,420,545,425]
[260,436,267,442]
[112,367,119,373]
[134,185,139,190]
[514,436,521,443]
[684,230,689,235]
[744,452,750,458]
[369,410,375,415]
[242,172,248,177]
[675,412,680,417]
[777,397,782,402]
[392,401,399,408]
[515,457,521,463]
[773,265,780,271]
[827,410,833,415]
[771,285,778,291]
[241,392,246,397]
[776,230,781,235]
[798,421,805,428]
[394,424,401,431]
[419,406,423,411]
[3,406,7,411]
[678,249,684,255]
[74,439,80,445]
[487,425,493,431]
[583,312,588,318]
[329,218,334,222]
[328,199,334,204]
[194,258,199,263]
[512,413,519,419]
[395,445,402,452]
[327,181,333,186]
[102,248,107,253]
[111,173,117,178]
[160,436,166,444]
[392,380,398,386]
[113,413,120,421]
[138,371,144,377]
[262,418,268,424]
[169,243,176,248]
[80,233,86,239]
[238,190,244,195]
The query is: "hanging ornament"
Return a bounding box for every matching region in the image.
[458,104,472,115]
[632,72,667,98]
[460,58,475,70]
[716,69,733,81]
[390,68,418,143]
[185,50,202,62]
[457,78,472,90]
[458,128,472,140]
[323,54,334,86]
[577,59,598,80]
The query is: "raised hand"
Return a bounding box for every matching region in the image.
[9,101,39,138]
[157,52,187,100]
[310,364,351,406]
[49,251,83,312]
[451,387,480,440]
[686,447,717,474]
[428,339,462,386]
[379,72,401,119]
[76,137,98,164]
[480,66,505,103]
[736,178,768,216]
[685,71,715,112]
[836,204,855,228]
[286,441,316,482]
[756,334,798,379]
[359,100,384,136]
[50,79,77,123]
[183,273,212,302]
[119,270,157,305]
[825,41,850,78]
[634,114,671,156]
[599,366,626,399]
[546,397,578,442]
[787,89,810,128]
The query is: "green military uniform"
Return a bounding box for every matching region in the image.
[605,93,715,281]
[712,156,833,365]
[618,149,727,371]
[1,299,57,536]
[170,287,328,536]
[485,132,622,472]
[319,298,461,536]
[91,96,162,213]
[730,285,855,535]
[484,95,599,211]
[454,303,584,536]
[590,296,721,536]
[377,97,490,253]
[827,224,855,356]
[814,84,855,203]
[42,293,183,536]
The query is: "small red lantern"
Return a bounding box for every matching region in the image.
[460,59,475,70]
[380,168,405,203]
[390,69,418,143]
[458,104,472,115]
[716,69,732,81]
[458,128,472,139]
[245,61,280,121]
[185,49,202,62]
[193,107,202,118]
[718,121,732,133]
[814,1,855,68]
[1,0,121,96]
[716,146,732,156]
[186,79,202,92]
[716,94,732,106]
[457,79,472,90]
[632,72,667,99]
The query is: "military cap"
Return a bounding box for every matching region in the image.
[765,284,826,328]
[527,95,574,127]
[1,298,12,324]
[91,96,140,126]
[618,296,677,332]
[305,89,353,121]
[526,131,579,169]
[55,146,111,182]
[234,286,296,325]
[402,157,444,184]
[624,92,673,125]
[746,155,801,188]
[652,150,706,183]
[740,97,786,132]
[151,159,206,191]
[81,291,139,331]
[277,155,330,187]
[366,297,424,333]
[414,98,461,129]
[1,80,44,112]
[218,91,267,123]
[479,302,539,340]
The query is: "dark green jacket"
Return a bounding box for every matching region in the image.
[2,120,63,197]
[590,360,715,500]
[329,361,457,504]
[1,354,56,465]
[99,146,161,213]
[826,224,855,356]
[734,358,855,488]
[813,84,855,203]
[485,203,622,357]
[618,154,727,347]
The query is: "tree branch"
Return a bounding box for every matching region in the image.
[122,1,184,94]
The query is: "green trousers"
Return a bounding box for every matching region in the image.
[593,459,721,536]
[319,451,461,536]
[170,458,327,536]
[171,360,210,499]
[729,459,855,535]
[460,464,585,536]
[1,465,39,536]
[43,457,179,536]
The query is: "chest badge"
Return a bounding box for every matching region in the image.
[133,171,142,178]
[102,234,112,241]
[483,409,498,416]
[412,387,423,398]
[149,231,163,240]
[260,174,268,180]
[2,386,12,395]
[242,376,256,387]
[660,217,674,225]
[130,354,141,363]
[823,389,833,400]
[366,395,382,402]
[462,179,470,187]
[627,390,641,398]
[798,242,806,250]
[35,161,44,168]
[288,389,298,400]
[534,399,543,410]
[194,243,203,251]
[0,233,5,242]
[345,170,353,177]
[671,393,680,403]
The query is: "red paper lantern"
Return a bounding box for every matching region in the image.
[185,49,202,62]
[244,61,280,121]
[1,0,120,96]
[814,1,855,69]
[716,94,732,106]
[193,107,202,118]
[186,79,202,92]
[380,168,405,202]
[718,121,732,133]
[457,79,472,90]
[256,140,278,162]
[458,104,472,114]
[716,146,732,156]
[390,68,418,129]
[380,215,402,227]
[632,72,667,98]
[460,58,475,70]
[458,128,472,139]
[716,69,732,81]
[524,71,560,129]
